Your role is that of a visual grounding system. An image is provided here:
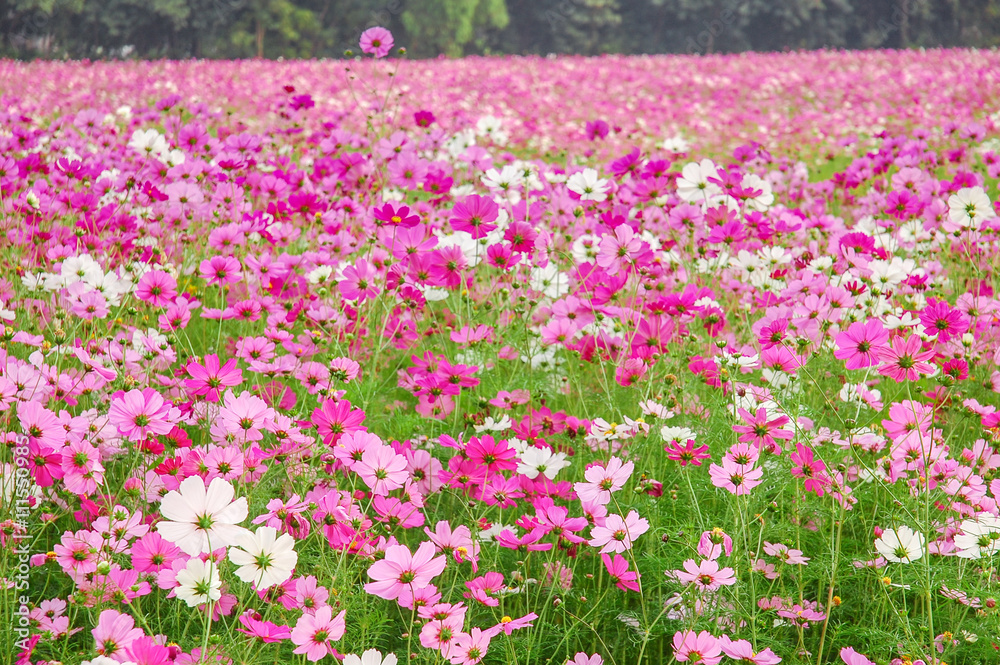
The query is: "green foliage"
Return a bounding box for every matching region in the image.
[401,0,509,57]
[2,0,1000,59]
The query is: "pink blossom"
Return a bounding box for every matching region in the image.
[364,541,447,602]
[290,605,346,661]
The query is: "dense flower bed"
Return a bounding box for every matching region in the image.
[2,40,1000,665]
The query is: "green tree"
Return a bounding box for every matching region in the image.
[400,0,509,57]
[548,0,622,55]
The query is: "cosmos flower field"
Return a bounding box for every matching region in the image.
[2,40,1000,665]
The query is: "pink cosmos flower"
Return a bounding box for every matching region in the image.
[360,26,394,58]
[290,605,346,661]
[364,541,447,602]
[574,457,634,505]
[697,528,734,560]
[54,529,101,578]
[673,558,736,591]
[237,612,291,643]
[733,408,793,453]
[60,439,105,496]
[92,609,144,661]
[185,355,243,402]
[135,269,177,307]
[339,258,381,302]
[762,541,810,565]
[312,398,367,447]
[329,357,361,383]
[596,225,644,276]
[124,636,172,664]
[589,511,649,554]
[449,627,491,665]
[131,532,181,573]
[373,202,419,228]
[877,335,936,382]
[420,619,462,657]
[18,400,64,448]
[219,389,275,443]
[672,630,723,665]
[483,612,537,637]
[790,443,832,496]
[70,287,109,320]
[709,457,764,495]
[664,439,711,466]
[199,255,242,286]
[450,194,499,239]
[919,298,969,342]
[354,443,409,495]
[108,388,179,441]
[840,647,876,665]
[464,572,504,606]
[834,320,889,370]
[602,552,640,592]
[719,636,782,665]
[569,655,602,665]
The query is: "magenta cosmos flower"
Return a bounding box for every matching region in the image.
[185,354,243,402]
[134,269,177,307]
[834,320,889,370]
[449,194,499,239]
[365,541,447,602]
[360,27,394,58]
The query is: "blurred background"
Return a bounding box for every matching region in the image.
[2,0,999,60]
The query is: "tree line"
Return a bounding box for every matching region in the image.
[2,0,999,60]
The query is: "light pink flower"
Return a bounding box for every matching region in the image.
[589,511,649,554]
[673,558,736,591]
[290,605,346,661]
[365,541,447,602]
[354,443,409,496]
[672,630,723,665]
[574,457,634,505]
[360,27,394,58]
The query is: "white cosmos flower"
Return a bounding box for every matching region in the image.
[741,173,774,210]
[566,168,610,202]
[128,128,168,158]
[660,135,690,153]
[874,525,925,563]
[660,426,697,443]
[228,526,298,588]
[516,446,570,480]
[157,476,250,556]
[954,515,1000,559]
[676,159,721,203]
[343,649,398,665]
[474,415,512,433]
[948,187,993,229]
[174,557,222,607]
[481,165,523,192]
